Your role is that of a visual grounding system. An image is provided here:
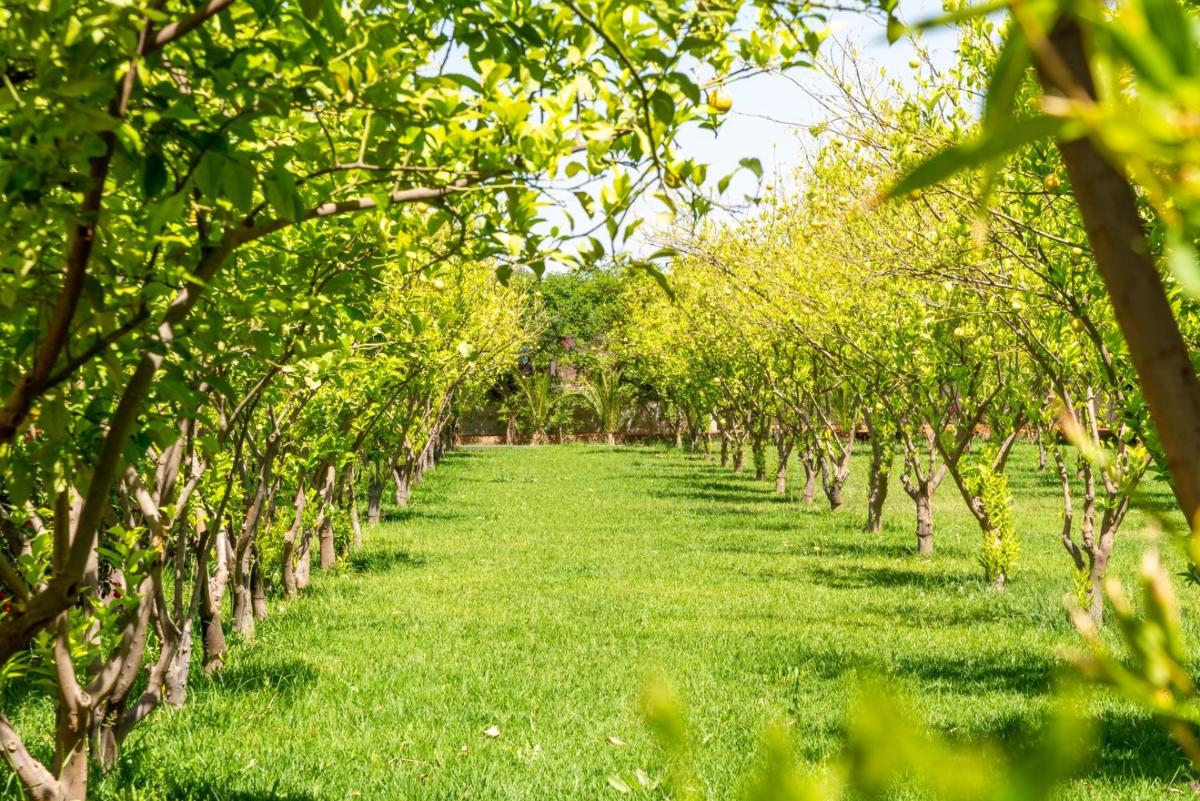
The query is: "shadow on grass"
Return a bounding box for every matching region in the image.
[158,784,321,801]
[804,539,918,560]
[375,506,463,524]
[98,761,322,801]
[348,548,428,574]
[806,561,968,591]
[904,654,1055,695]
[198,655,319,698]
[651,486,782,509]
[1090,709,1192,784]
[976,705,1191,786]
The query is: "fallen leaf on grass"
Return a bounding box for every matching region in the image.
[483,725,501,738]
[606,735,627,747]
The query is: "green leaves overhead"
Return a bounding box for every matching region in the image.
[887,115,1072,200]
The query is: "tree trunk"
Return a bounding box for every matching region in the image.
[865,440,893,534]
[392,464,410,507]
[1087,549,1108,624]
[607,431,616,446]
[367,478,383,525]
[751,436,767,481]
[163,620,193,707]
[251,557,268,620]
[231,547,255,638]
[295,541,311,591]
[350,492,363,548]
[819,442,853,512]
[824,480,843,510]
[802,451,817,504]
[54,718,89,801]
[318,463,336,571]
[318,513,335,570]
[281,485,306,600]
[915,490,933,556]
[200,529,229,674]
[774,432,793,494]
[1039,16,1200,523]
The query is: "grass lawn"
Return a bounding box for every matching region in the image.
[33,443,1197,799]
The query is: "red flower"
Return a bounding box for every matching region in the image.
[112,591,122,600]
[1,603,12,614]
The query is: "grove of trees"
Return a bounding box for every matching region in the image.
[5,0,1200,797]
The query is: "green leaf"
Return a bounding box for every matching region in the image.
[886,115,1068,200]
[142,152,167,198]
[738,157,763,179]
[907,0,1011,33]
[983,25,1031,125]
[630,260,676,302]
[1140,0,1197,76]
[299,0,323,21]
[1108,23,1180,93]
[222,159,255,210]
[649,90,675,125]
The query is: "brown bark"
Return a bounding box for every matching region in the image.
[899,424,948,556]
[232,431,280,638]
[318,463,337,570]
[281,484,306,600]
[915,493,933,556]
[163,620,193,707]
[250,557,267,620]
[819,434,854,511]
[200,528,229,674]
[799,445,818,504]
[295,539,312,591]
[1039,16,1200,523]
[864,433,893,534]
[367,477,384,525]
[392,463,411,507]
[1,712,62,801]
[231,546,255,638]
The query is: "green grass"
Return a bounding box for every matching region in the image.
[17,444,1200,799]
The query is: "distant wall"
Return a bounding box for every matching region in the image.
[458,400,677,444]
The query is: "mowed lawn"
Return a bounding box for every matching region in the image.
[77,444,1195,800]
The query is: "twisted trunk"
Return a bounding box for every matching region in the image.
[914,492,933,555]
[280,484,306,600]
[864,434,893,534]
[318,463,336,570]
[200,528,230,673]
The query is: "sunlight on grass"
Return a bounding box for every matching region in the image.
[81,444,1192,800]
